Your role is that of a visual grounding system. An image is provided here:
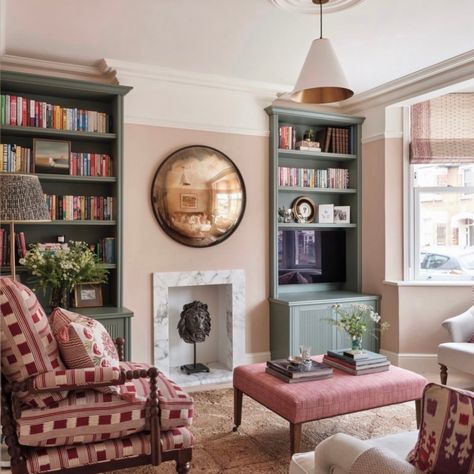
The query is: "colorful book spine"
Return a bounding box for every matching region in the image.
[44,195,115,221]
[0,94,110,133]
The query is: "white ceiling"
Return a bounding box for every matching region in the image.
[3,0,474,94]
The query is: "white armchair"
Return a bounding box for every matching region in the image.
[437,305,474,384]
[290,431,420,474]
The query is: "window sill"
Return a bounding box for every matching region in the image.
[384,280,474,287]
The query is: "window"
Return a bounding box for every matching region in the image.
[409,94,474,281]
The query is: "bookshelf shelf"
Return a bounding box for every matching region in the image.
[36,174,117,183]
[278,186,357,194]
[0,71,133,359]
[278,223,357,229]
[266,105,379,361]
[1,124,117,142]
[17,220,117,226]
[278,149,357,161]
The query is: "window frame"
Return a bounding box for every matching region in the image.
[405,106,474,282]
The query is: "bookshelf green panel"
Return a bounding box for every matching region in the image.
[0,72,133,358]
[266,105,380,359]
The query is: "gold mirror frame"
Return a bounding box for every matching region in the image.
[151,145,246,247]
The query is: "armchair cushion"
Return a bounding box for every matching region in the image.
[18,362,193,447]
[25,429,193,474]
[0,277,68,408]
[407,383,474,474]
[438,343,474,376]
[50,308,120,395]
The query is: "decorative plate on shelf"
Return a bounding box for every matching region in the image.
[292,196,315,223]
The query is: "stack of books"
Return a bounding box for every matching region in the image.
[265,359,333,383]
[322,350,389,375]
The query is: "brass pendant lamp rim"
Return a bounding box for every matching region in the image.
[312,0,330,4]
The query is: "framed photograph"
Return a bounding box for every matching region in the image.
[73,283,103,308]
[33,138,70,174]
[334,206,350,224]
[318,204,334,224]
[180,193,198,210]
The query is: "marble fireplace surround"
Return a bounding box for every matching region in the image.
[153,269,245,386]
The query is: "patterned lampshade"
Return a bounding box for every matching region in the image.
[0,173,50,222]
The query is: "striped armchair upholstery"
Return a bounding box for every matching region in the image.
[0,278,193,474]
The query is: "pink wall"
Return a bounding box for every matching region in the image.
[123,124,269,363]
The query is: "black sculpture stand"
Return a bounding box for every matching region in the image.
[180,342,210,375]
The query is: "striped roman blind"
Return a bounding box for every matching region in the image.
[410,93,474,164]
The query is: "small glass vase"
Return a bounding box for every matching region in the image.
[351,336,363,351]
[50,286,70,310]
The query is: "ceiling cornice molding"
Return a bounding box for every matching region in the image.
[361,132,403,144]
[341,50,474,114]
[102,58,290,99]
[0,54,116,83]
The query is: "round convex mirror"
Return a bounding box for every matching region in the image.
[151,145,246,247]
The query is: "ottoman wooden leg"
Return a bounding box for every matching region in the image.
[439,364,448,385]
[176,448,192,473]
[415,399,422,428]
[233,387,243,432]
[290,422,302,455]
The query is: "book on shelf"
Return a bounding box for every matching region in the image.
[0,144,33,173]
[326,349,388,366]
[295,140,321,151]
[279,125,296,150]
[322,355,390,375]
[278,166,348,189]
[70,153,113,177]
[1,94,110,133]
[266,359,333,379]
[265,366,332,383]
[44,195,115,221]
[317,127,351,154]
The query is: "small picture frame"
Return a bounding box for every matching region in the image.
[180,193,198,210]
[73,283,103,308]
[318,204,334,224]
[334,206,350,224]
[33,138,70,174]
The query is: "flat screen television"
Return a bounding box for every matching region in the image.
[278,229,346,285]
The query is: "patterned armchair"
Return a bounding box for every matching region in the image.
[0,277,193,474]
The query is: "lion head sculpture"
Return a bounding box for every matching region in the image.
[177,300,211,344]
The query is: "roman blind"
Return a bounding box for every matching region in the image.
[410,93,474,164]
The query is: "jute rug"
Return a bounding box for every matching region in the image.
[112,388,417,474]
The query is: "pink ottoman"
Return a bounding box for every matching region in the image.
[233,356,427,454]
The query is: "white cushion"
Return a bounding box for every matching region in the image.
[438,342,474,375]
[367,430,418,458]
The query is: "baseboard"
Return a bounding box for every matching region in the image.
[243,351,272,364]
[380,349,464,376]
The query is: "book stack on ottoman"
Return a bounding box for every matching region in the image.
[265,359,333,383]
[322,349,389,375]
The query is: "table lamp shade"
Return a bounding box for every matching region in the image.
[0,174,50,222]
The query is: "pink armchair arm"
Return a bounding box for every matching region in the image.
[30,366,124,392]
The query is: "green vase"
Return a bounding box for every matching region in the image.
[351,336,363,351]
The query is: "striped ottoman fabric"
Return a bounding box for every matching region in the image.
[18,363,194,447]
[234,357,427,424]
[0,277,68,408]
[25,429,193,473]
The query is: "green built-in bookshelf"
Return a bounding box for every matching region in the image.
[0,71,133,358]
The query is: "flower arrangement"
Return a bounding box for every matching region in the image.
[328,304,390,350]
[20,241,108,307]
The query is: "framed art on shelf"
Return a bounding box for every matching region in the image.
[318,204,334,224]
[73,283,103,308]
[33,139,70,174]
[334,206,350,224]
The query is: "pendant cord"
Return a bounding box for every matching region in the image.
[319,2,323,39]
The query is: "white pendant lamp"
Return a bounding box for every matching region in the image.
[290,0,353,104]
